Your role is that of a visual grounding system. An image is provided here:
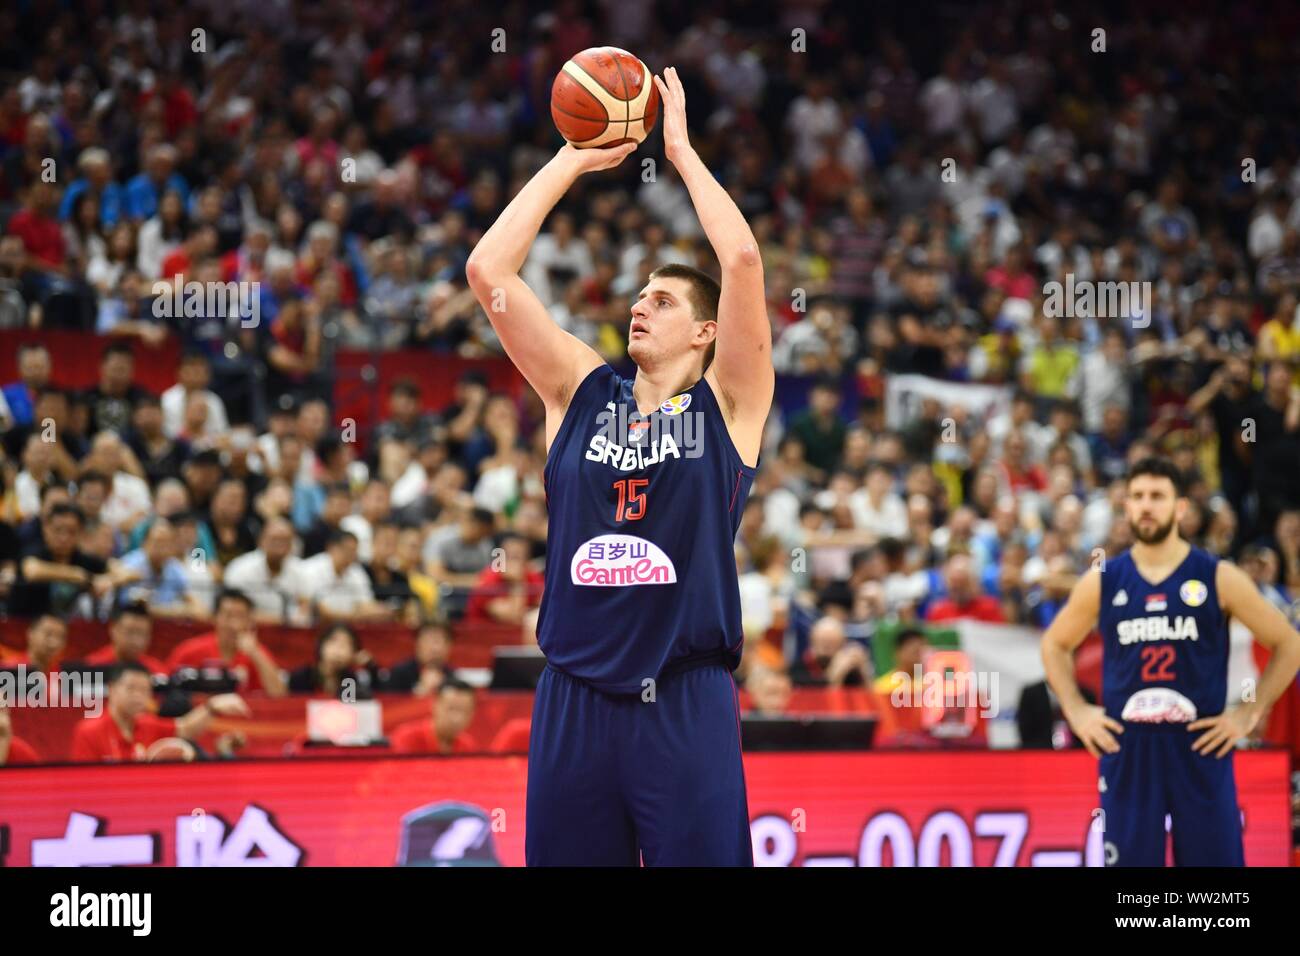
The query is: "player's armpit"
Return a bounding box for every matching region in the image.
[464,269,602,412]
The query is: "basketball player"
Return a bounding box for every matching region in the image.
[1042,457,1300,865]
[466,68,772,865]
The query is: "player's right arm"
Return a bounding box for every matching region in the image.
[465,143,635,428]
[1040,568,1124,756]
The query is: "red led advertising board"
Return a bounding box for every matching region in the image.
[0,751,1290,866]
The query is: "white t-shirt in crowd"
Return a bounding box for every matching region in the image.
[289,551,374,615]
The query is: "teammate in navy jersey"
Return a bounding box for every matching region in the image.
[1043,457,1300,866]
[466,68,773,865]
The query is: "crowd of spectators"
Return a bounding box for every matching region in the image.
[1,1,1300,762]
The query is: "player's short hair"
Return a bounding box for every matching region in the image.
[1126,456,1185,496]
[648,263,720,369]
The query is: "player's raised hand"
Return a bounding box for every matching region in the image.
[1188,705,1259,758]
[653,67,691,164]
[1064,702,1124,757]
[557,141,637,176]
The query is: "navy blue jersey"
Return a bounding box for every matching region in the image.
[1097,546,1229,725]
[537,364,756,693]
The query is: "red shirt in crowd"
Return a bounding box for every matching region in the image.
[1001,461,1048,493]
[71,712,178,762]
[984,266,1037,300]
[3,736,41,765]
[220,246,265,285]
[165,633,278,693]
[159,246,194,280]
[7,208,65,268]
[389,719,478,755]
[9,656,61,675]
[464,567,545,623]
[83,645,169,677]
[925,595,1007,624]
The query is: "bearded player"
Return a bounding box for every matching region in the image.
[1042,457,1300,865]
[466,68,772,865]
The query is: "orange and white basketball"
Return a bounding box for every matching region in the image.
[550,47,659,148]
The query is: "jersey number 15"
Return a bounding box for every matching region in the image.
[613,479,649,522]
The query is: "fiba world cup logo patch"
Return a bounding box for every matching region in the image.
[592,396,703,465]
[659,393,691,416]
[1179,579,1208,608]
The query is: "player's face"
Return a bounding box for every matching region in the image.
[629,279,707,367]
[1124,475,1183,544]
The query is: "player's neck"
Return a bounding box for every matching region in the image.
[1131,534,1190,569]
[631,361,701,415]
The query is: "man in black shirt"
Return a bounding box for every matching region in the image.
[383,619,456,696]
[11,503,138,618]
[126,394,190,486]
[1253,362,1300,538]
[85,341,151,435]
[1192,355,1260,525]
[365,520,416,621]
[1192,356,1300,540]
[15,483,71,551]
[373,379,442,447]
[301,483,352,558]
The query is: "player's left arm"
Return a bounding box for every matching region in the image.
[654,68,774,434]
[1190,560,1300,757]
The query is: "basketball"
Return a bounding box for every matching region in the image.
[145,737,197,762]
[550,46,659,148]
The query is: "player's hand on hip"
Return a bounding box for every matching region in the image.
[557,141,637,176]
[1065,702,1123,757]
[1188,705,1259,758]
[652,67,691,164]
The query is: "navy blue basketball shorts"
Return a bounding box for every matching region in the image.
[525,657,753,866]
[1098,727,1244,867]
